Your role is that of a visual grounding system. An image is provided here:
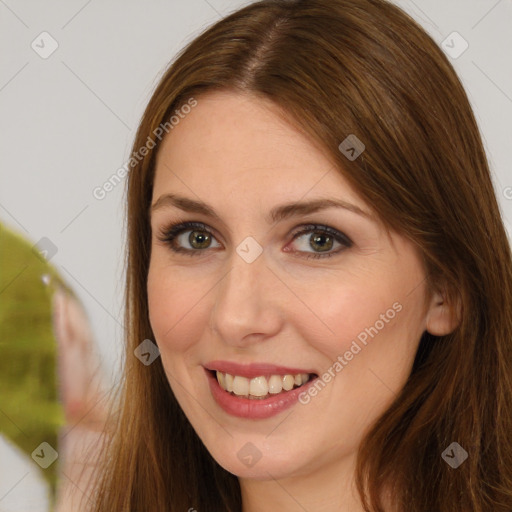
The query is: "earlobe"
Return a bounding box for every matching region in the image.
[425,287,462,336]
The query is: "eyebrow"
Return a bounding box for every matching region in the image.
[150,193,373,224]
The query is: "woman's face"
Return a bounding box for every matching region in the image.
[147,90,434,481]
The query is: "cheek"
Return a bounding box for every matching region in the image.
[147,261,207,354]
[291,279,392,351]
[293,272,423,371]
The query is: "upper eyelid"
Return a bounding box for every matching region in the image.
[159,221,219,241]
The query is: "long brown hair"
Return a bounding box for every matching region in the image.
[89,0,512,510]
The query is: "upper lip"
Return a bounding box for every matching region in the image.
[204,360,317,379]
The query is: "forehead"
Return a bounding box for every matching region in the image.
[152,90,364,210]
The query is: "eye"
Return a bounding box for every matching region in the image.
[287,224,352,259]
[157,221,352,259]
[157,221,221,256]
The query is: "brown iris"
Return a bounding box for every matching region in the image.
[189,231,211,249]
[310,233,333,252]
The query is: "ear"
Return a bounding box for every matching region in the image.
[425,284,461,336]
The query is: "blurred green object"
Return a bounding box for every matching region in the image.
[0,222,65,505]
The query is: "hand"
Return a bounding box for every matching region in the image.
[51,287,109,431]
[51,287,111,511]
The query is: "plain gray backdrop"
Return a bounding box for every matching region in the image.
[0,0,511,507]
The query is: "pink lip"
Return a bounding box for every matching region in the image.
[204,360,315,379]
[204,366,318,420]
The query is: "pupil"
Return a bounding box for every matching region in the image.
[311,233,332,252]
[190,231,210,249]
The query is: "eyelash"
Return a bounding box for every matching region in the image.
[157,221,353,259]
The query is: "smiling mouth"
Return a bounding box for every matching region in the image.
[210,370,317,400]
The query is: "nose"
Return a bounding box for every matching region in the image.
[209,246,284,348]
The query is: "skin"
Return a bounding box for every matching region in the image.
[147,90,459,511]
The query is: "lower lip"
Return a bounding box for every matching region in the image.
[205,369,316,419]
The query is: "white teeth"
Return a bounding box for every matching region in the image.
[232,376,249,396]
[249,376,268,397]
[282,374,295,391]
[225,373,234,393]
[215,371,311,398]
[268,375,283,394]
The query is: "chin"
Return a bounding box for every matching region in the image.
[198,429,319,481]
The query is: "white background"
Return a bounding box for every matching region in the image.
[0,0,511,509]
